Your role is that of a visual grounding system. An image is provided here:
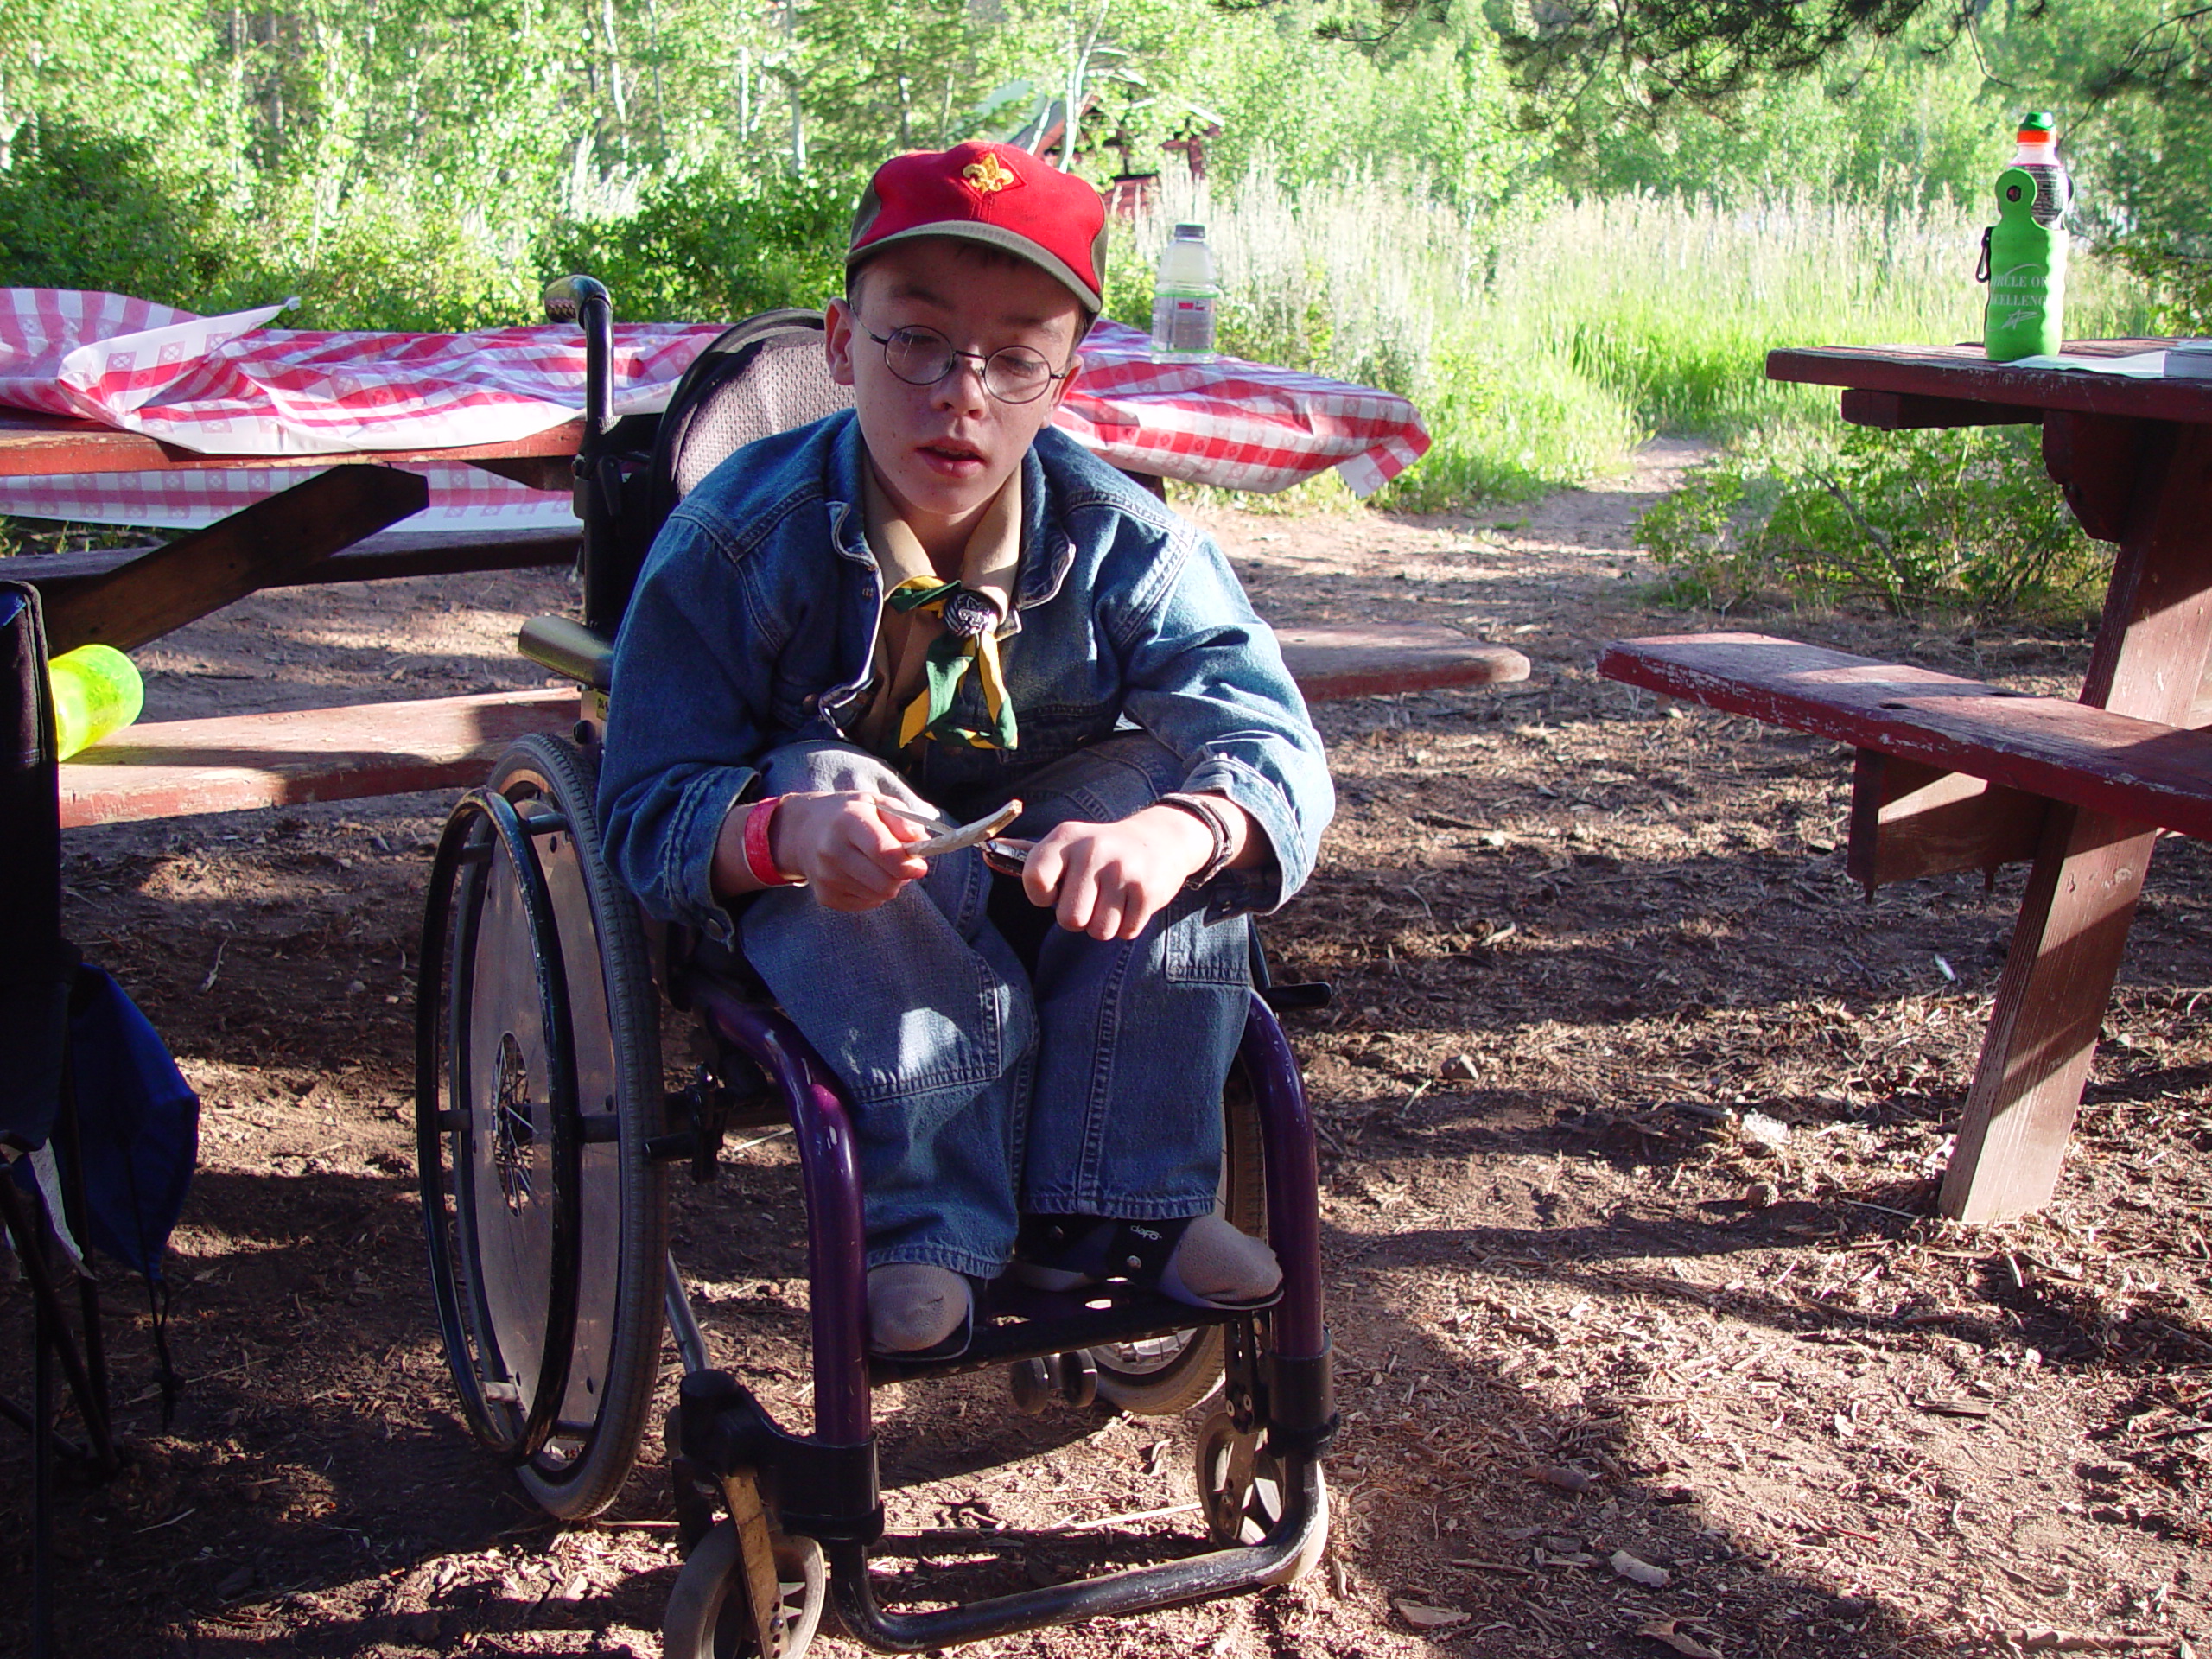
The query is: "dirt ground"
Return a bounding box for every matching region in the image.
[10,442,2212,1659]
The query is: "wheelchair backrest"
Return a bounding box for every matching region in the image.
[645,308,854,531]
[550,303,851,659]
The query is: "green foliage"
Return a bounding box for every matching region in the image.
[0,125,236,303]
[2108,245,2212,334]
[1,0,238,159]
[1190,3,1548,213]
[244,185,544,333]
[1491,0,1943,106]
[1552,31,1997,207]
[0,518,150,560]
[1636,426,2109,618]
[543,168,857,322]
[1377,339,1639,508]
[797,0,991,173]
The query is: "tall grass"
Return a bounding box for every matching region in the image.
[1115,168,2155,509]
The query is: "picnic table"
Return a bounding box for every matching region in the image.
[1601,340,2212,1223]
[0,290,1522,828]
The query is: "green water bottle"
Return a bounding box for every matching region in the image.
[48,644,143,760]
[1980,116,2069,362]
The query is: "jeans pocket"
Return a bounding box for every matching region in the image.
[1161,903,1251,986]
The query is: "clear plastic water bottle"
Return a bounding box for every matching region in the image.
[1150,223,1220,358]
[48,643,143,760]
[2010,112,2071,227]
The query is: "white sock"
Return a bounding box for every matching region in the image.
[867,1263,971,1352]
[1160,1215,1281,1308]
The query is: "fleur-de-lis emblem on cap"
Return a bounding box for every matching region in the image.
[962,153,1017,194]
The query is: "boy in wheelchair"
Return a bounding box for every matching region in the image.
[597,141,1332,1362]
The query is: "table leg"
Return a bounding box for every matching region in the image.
[41,464,429,656]
[1939,419,2212,1221]
[1938,804,2157,1219]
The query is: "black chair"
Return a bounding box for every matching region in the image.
[2,582,122,1659]
[413,281,1335,1656]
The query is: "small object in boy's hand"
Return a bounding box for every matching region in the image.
[902,800,1023,858]
[980,838,1034,876]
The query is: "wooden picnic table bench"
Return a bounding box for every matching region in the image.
[1601,340,2212,1224]
[55,620,1528,830]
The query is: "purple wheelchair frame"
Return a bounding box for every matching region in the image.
[669,970,1335,1649]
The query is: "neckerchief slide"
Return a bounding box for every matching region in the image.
[887,575,1019,750]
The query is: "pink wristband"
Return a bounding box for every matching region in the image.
[741,796,798,887]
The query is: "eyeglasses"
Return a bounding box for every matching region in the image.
[864,325,1070,404]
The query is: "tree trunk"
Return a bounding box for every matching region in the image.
[601,0,630,161]
[645,0,668,151]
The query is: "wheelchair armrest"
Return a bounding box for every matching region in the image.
[1260,980,1332,1014]
[518,614,614,690]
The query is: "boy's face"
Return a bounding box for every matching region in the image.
[825,238,1086,555]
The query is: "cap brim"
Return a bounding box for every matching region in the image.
[848,222,1100,312]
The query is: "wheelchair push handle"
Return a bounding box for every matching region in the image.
[543,273,630,632]
[543,275,615,440]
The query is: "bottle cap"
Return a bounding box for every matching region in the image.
[2018,111,2056,135]
[1173,223,1206,239]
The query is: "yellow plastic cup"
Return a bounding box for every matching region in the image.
[49,644,144,760]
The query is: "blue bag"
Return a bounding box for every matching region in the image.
[60,964,200,1281]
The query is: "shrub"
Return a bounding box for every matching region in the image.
[2107,242,2212,337]
[0,124,237,303]
[1637,424,2108,619]
[541,167,857,324]
[237,184,544,333]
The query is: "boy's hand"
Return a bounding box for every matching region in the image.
[1022,801,1245,941]
[776,792,931,909]
[715,791,928,911]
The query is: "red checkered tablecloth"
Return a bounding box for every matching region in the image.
[0,291,1428,529]
[1069,320,1428,495]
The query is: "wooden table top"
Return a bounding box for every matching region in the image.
[0,412,586,479]
[1768,340,2212,426]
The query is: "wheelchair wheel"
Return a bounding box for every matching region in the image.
[1087,1065,1266,1415]
[416,731,667,1520]
[663,1523,826,1659]
[1195,1408,1329,1584]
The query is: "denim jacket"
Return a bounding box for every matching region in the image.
[597,410,1334,943]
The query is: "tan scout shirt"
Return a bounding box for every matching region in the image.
[848,466,1022,756]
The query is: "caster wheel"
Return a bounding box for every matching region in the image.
[1057,1349,1099,1409]
[1009,1357,1053,1415]
[662,1522,827,1659]
[1007,1351,1101,1414]
[1194,1409,1328,1585]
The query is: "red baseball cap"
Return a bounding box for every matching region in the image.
[849,142,1107,312]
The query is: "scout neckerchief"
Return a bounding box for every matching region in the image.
[857,467,1022,753]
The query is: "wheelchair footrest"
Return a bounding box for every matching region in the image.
[868,1285,1246,1386]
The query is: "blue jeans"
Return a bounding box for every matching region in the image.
[738,734,1253,1278]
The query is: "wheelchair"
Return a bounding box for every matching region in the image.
[413,278,1336,1656]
